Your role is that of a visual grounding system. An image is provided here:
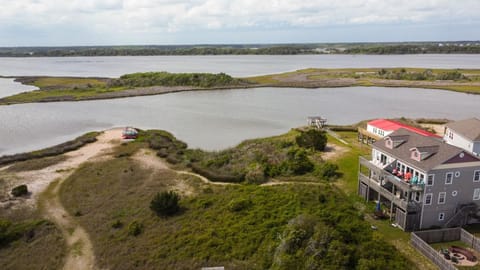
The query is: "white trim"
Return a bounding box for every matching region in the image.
[474,170,480,182]
[424,193,433,205]
[474,188,480,200]
[445,172,453,185]
[427,174,435,186]
[452,190,458,197]
[438,192,446,204]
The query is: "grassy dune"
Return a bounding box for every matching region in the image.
[54,130,413,269]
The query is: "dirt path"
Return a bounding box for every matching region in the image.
[132,149,237,187]
[35,128,123,270]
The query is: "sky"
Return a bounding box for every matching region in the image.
[0,0,479,46]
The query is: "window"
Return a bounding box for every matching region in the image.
[452,190,458,197]
[438,192,446,204]
[427,174,434,186]
[455,171,461,178]
[474,170,480,182]
[449,131,454,139]
[415,192,421,202]
[474,188,480,200]
[439,213,445,221]
[445,172,453,185]
[425,193,433,205]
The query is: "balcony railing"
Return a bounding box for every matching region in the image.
[359,156,425,192]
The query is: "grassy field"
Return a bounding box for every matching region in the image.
[0,72,250,105]
[0,210,65,270]
[247,68,480,93]
[54,130,412,269]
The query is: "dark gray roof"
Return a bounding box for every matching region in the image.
[373,128,473,171]
[446,118,480,141]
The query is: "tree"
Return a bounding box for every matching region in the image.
[150,191,181,217]
[295,129,327,151]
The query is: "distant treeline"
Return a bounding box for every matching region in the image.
[1,42,480,56]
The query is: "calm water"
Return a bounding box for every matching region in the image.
[1,54,480,77]
[1,86,479,155]
[0,78,37,98]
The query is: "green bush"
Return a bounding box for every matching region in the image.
[150,191,181,217]
[245,163,267,184]
[11,184,28,197]
[286,148,314,175]
[314,162,340,180]
[191,164,244,183]
[228,198,252,212]
[295,129,327,151]
[127,221,143,236]
[111,220,123,229]
[110,72,242,88]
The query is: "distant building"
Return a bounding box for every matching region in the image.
[358,119,439,144]
[444,118,480,156]
[358,128,480,231]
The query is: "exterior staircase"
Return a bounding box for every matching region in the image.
[444,203,477,228]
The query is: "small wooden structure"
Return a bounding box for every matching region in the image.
[307,116,327,129]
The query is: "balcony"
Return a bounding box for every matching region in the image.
[359,156,425,192]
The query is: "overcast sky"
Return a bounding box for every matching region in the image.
[0,0,479,46]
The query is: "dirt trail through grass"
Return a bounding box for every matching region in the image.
[38,128,122,270]
[132,149,237,186]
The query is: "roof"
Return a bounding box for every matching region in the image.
[373,128,479,171]
[446,118,480,141]
[368,119,440,138]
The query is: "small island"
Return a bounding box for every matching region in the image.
[1,67,480,105]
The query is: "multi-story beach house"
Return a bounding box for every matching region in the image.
[358,119,439,144]
[358,128,480,231]
[444,118,480,157]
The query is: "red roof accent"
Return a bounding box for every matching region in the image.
[368,119,441,138]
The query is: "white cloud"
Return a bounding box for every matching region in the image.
[0,0,479,45]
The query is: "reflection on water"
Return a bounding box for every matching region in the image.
[0,86,479,155]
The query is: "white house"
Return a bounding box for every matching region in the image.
[444,118,480,156]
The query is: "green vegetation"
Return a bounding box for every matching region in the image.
[295,129,327,151]
[109,72,247,88]
[150,191,181,217]
[1,42,479,57]
[181,129,330,183]
[6,155,67,172]
[58,145,411,268]
[0,212,65,270]
[247,68,480,94]
[11,184,28,197]
[0,72,249,105]
[1,67,480,105]
[0,132,99,166]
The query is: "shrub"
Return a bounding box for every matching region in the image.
[11,184,28,197]
[314,162,340,180]
[111,220,123,229]
[295,129,327,151]
[127,221,143,236]
[228,198,252,212]
[286,148,314,175]
[191,164,244,183]
[150,191,181,217]
[245,163,267,184]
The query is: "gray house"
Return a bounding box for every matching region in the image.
[358,128,480,231]
[444,118,480,156]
